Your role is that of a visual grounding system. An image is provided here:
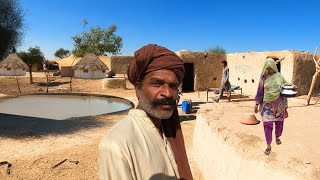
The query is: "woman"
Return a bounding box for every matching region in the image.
[254,58,293,155]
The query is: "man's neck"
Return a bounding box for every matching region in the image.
[136,106,163,135]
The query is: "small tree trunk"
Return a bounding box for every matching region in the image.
[46,71,49,93]
[28,65,33,84]
[70,76,73,91]
[45,64,49,93]
[306,71,320,105]
[69,57,76,92]
[15,76,21,93]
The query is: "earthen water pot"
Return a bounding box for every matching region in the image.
[240,113,260,125]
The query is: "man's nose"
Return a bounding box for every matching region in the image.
[160,84,175,98]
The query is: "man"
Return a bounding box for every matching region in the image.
[214,60,231,102]
[99,44,193,180]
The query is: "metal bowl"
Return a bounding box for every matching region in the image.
[282,85,295,90]
[281,89,297,97]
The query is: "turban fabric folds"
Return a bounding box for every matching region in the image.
[127,44,185,85]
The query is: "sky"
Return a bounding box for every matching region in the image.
[18,0,320,59]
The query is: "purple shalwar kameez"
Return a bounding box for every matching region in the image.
[255,75,288,145]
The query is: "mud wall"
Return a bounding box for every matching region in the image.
[227,51,295,96]
[292,51,320,95]
[108,50,319,96]
[177,51,226,91]
[193,112,300,180]
[110,56,133,74]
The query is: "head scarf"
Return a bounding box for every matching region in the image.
[127,44,184,85]
[260,58,279,77]
[261,58,287,102]
[127,44,192,179]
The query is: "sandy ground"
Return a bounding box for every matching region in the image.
[0,76,203,179]
[0,75,319,179]
[196,97,320,179]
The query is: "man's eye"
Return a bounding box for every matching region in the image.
[171,84,179,90]
[152,82,161,86]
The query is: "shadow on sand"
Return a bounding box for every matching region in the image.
[36,81,70,87]
[0,113,106,138]
[179,115,196,122]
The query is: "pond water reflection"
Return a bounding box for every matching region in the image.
[0,95,132,120]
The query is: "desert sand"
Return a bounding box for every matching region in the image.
[0,75,319,179]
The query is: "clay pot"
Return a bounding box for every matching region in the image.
[240,113,260,125]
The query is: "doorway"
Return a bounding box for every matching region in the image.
[182,63,194,92]
[276,61,281,73]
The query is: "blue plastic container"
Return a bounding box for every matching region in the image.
[181,100,192,114]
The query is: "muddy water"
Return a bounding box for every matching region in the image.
[0,95,132,120]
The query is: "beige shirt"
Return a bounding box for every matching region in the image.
[99,109,180,180]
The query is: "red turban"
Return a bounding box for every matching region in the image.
[127,44,185,85]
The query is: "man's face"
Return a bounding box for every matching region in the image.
[135,69,179,120]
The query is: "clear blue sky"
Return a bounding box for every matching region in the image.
[19,0,320,59]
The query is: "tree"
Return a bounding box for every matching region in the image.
[54,48,70,59]
[17,46,45,83]
[72,25,123,57]
[0,0,25,60]
[205,46,226,54]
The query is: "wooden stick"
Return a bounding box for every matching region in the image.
[306,47,320,105]
[306,71,320,105]
[15,76,21,93]
[313,47,320,69]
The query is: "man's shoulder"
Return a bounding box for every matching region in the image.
[99,109,152,151]
[103,115,135,140]
[99,116,135,152]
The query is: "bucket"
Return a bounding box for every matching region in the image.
[181,100,192,114]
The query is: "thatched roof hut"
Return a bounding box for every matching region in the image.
[71,53,109,79]
[0,54,28,76]
[0,53,28,69]
[72,53,108,71]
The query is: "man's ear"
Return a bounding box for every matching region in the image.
[135,82,140,99]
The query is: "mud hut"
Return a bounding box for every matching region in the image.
[72,53,108,79]
[227,50,320,96]
[176,50,227,92]
[0,53,28,76]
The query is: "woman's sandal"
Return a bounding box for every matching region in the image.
[264,148,271,155]
[276,138,282,145]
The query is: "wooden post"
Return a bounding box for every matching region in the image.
[15,76,21,93]
[306,72,320,105]
[69,57,76,92]
[306,47,320,105]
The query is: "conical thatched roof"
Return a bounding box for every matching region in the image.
[53,54,80,68]
[71,53,109,71]
[0,54,28,69]
[52,54,110,69]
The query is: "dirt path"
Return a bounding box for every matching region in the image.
[1,77,319,179]
[0,77,204,179]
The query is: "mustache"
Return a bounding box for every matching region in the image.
[152,98,177,106]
